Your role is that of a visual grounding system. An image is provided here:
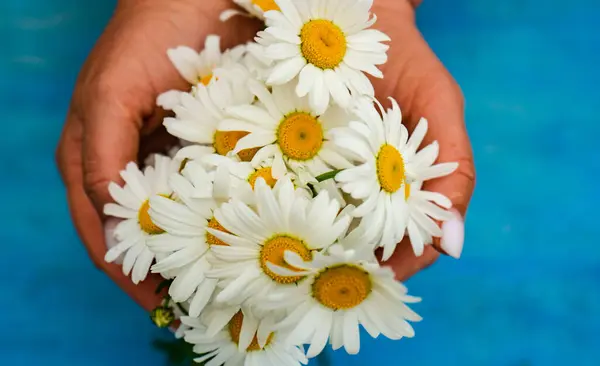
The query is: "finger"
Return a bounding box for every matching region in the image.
[58,113,163,311]
[378,25,476,216]
[408,69,473,260]
[81,91,141,214]
[378,238,439,282]
[372,9,476,215]
[371,21,474,273]
[403,59,473,258]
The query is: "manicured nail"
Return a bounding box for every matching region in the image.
[440,209,464,259]
[104,218,123,265]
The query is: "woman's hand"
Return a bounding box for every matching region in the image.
[371,0,475,280]
[55,0,260,311]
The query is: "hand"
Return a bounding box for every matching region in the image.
[371,1,476,280]
[55,0,260,312]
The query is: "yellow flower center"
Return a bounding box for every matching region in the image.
[260,235,312,284]
[300,19,347,70]
[404,182,411,201]
[213,131,260,162]
[312,265,372,310]
[199,73,213,86]
[277,112,323,161]
[248,167,277,190]
[251,0,280,12]
[376,144,405,194]
[229,311,274,352]
[138,196,168,235]
[206,217,230,247]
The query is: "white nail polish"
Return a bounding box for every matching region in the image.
[104,218,124,265]
[440,209,464,259]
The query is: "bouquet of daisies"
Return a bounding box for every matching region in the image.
[104,0,458,365]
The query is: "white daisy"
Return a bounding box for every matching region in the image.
[147,161,230,317]
[332,98,458,259]
[257,0,390,114]
[222,80,355,181]
[220,0,281,22]
[157,35,246,110]
[200,153,312,204]
[402,180,455,256]
[266,244,422,358]
[162,69,260,162]
[206,177,351,307]
[103,155,178,284]
[182,305,307,366]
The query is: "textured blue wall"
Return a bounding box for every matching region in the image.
[2,0,599,365]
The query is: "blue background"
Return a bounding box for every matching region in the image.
[2,0,599,365]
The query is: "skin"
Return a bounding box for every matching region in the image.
[56,0,475,312]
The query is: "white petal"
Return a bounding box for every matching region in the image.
[167,46,200,84]
[296,64,319,97]
[104,203,137,219]
[324,69,351,108]
[309,70,329,115]
[274,0,302,28]
[267,57,307,85]
[265,42,301,60]
[342,311,361,354]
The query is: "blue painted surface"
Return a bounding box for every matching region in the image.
[2,0,599,365]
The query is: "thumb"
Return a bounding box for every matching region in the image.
[82,96,141,214]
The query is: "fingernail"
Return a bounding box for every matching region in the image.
[440,209,464,259]
[104,218,124,265]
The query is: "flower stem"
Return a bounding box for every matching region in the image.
[315,169,343,182]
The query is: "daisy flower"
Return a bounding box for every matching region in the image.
[162,69,261,163]
[220,0,281,22]
[157,35,245,110]
[222,80,355,181]
[257,0,390,113]
[402,180,455,257]
[266,244,422,358]
[147,161,230,316]
[332,98,458,259]
[103,155,178,284]
[200,153,312,204]
[206,177,352,306]
[182,305,307,366]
